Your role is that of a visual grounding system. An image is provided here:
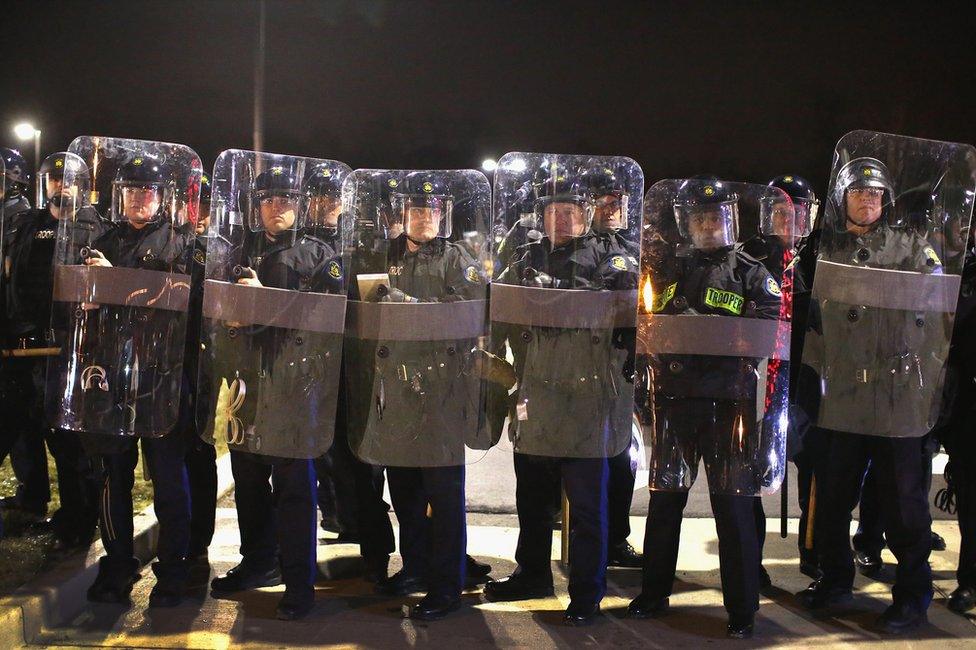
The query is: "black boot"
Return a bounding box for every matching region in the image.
[798,579,853,609]
[276,587,314,621]
[727,613,755,639]
[210,561,282,593]
[627,593,669,618]
[854,549,883,577]
[465,555,491,587]
[608,541,643,568]
[948,586,976,614]
[877,601,927,634]
[483,572,554,602]
[375,569,427,596]
[87,558,140,604]
[148,580,185,608]
[563,601,600,626]
[410,593,462,620]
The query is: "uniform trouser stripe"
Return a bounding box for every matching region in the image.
[102,474,115,541]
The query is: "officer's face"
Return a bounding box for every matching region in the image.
[769,202,796,242]
[688,205,734,251]
[195,202,211,236]
[123,186,161,224]
[405,205,442,243]
[46,175,64,200]
[544,201,587,246]
[260,195,298,234]
[594,194,625,232]
[308,195,341,228]
[846,187,884,227]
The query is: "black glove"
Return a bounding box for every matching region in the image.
[522,267,554,288]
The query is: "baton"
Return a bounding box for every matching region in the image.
[0,347,61,358]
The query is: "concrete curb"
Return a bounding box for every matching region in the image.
[0,450,235,648]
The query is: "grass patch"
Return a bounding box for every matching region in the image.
[0,436,155,596]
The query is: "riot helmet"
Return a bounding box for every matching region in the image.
[111,154,172,225]
[833,157,894,230]
[37,151,90,211]
[534,162,593,247]
[250,165,302,234]
[303,162,345,232]
[581,164,630,231]
[391,172,454,243]
[674,176,739,251]
[765,174,818,239]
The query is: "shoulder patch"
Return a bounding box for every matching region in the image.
[923,246,942,267]
[328,260,342,279]
[464,265,481,283]
[765,276,782,297]
[651,282,677,313]
[193,249,206,265]
[609,255,628,271]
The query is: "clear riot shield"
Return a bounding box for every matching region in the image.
[799,130,976,438]
[196,151,350,459]
[636,179,793,496]
[488,152,643,459]
[44,136,202,437]
[342,169,492,467]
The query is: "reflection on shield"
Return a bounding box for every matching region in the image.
[44,136,202,438]
[196,151,351,460]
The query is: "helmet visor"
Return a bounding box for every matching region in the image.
[676,201,738,250]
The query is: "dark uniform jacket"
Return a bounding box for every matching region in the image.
[801,226,946,436]
[649,245,782,401]
[494,232,638,458]
[207,231,343,459]
[345,236,488,467]
[4,206,107,341]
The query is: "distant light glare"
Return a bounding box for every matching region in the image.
[13,122,37,141]
[503,157,527,173]
[481,158,497,172]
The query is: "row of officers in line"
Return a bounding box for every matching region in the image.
[0,130,974,639]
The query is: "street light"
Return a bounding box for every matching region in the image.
[481,158,497,172]
[12,122,41,182]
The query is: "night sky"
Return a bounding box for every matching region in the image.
[4,0,976,194]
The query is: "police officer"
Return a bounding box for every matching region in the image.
[209,165,341,620]
[941,216,976,615]
[1,147,32,219]
[798,157,944,633]
[580,164,642,568]
[355,172,487,619]
[485,164,638,625]
[303,162,344,250]
[83,155,196,607]
[301,162,358,537]
[0,151,105,546]
[0,146,47,519]
[180,172,218,579]
[628,179,782,639]
[744,174,821,585]
[492,161,550,278]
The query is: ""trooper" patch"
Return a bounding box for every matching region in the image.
[704,287,744,315]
